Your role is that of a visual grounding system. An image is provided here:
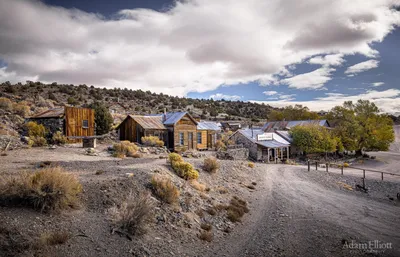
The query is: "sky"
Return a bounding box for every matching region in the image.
[0,0,400,114]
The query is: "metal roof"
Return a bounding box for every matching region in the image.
[29,108,65,119]
[237,129,290,148]
[262,120,329,132]
[275,130,292,142]
[130,115,166,130]
[197,121,221,131]
[163,112,198,125]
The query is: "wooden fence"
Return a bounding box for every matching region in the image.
[307,160,400,181]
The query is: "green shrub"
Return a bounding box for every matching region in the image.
[141,136,164,147]
[31,136,47,147]
[113,141,138,158]
[151,175,180,204]
[25,121,46,138]
[0,97,12,111]
[343,162,350,167]
[0,167,82,212]
[203,157,220,173]
[12,101,30,116]
[168,153,183,164]
[248,162,255,168]
[52,131,68,145]
[172,161,199,180]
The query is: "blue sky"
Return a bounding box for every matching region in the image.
[0,0,400,114]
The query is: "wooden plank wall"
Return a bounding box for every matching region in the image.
[65,107,95,143]
[119,117,137,142]
[173,114,197,151]
[197,130,208,150]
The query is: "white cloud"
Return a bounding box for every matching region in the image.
[372,82,385,87]
[0,0,399,96]
[209,93,241,101]
[308,54,345,66]
[250,89,400,114]
[263,90,278,96]
[278,67,336,90]
[345,60,380,75]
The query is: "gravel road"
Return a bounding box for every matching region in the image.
[208,165,400,257]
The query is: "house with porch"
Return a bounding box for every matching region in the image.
[230,128,290,162]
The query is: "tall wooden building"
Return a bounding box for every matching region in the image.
[28,106,95,142]
[196,121,221,150]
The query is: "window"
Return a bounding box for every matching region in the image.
[197,132,202,144]
[82,120,89,128]
[179,132,184,145]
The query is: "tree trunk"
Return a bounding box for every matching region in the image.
[355,149,363,156]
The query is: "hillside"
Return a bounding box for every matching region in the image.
[0,81,276,123]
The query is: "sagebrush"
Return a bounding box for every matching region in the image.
[203,157,220,173]
[151,175,180,204]
[113,141,138,158]
[0,167,82,212]
[168,153,199,180]
[141,136,164,147]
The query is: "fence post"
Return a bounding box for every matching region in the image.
[308,161,310,171]
[362,178,365,189]
[341,165,343,175]
[326,163,328,172]
[381,172,383,181]
[363,169,365,179]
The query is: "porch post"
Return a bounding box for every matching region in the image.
[281,148,283,159]
[287,147,289,159]
[267,148,270,163]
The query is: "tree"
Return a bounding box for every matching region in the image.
[327,100,394,155]
[89,102,113,135]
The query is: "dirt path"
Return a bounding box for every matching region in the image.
[208,165,400,257]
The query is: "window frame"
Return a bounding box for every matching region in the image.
[179,132,184,145]
[197,132,202,144]
[82,119,89,129]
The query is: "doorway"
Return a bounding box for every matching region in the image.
[188,132,193,149]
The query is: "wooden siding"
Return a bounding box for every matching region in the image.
[196,130,208,150]
[65,107,95,143]
[173,114,197,151]
[118,116,137,142]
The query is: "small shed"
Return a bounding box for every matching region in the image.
[28,106,95,142]
[196,121,221,150]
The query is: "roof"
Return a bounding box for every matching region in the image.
[235,129,290,148]
[163,112,198,125]
[29,108,65,119]
[131,115,166,130]
[262,120,329,132]
[275,130,292,143]
[197,121,221,131]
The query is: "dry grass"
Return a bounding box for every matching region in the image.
[343,162,350,167]
[226,196,249,223]
[141,136,164,147]
[200,223,212,231]
[198,231,213,242]
[217,186,228,194]
[39,231,71,246]
[110,192,154,236]
[168,153,199,180]
[203,157,220,173]
[190,180,206,192]
[151,175,180,204]
[248,162,255,168]
[195,208,204,218]
[168,153,183,164]
[112,141,138,158]
[52,131,68,145]
[0,167,82,212]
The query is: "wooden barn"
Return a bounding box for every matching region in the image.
[116,115,167,144]
[116,112,198,152]
[28,106,95,142]
[196,121,221,150]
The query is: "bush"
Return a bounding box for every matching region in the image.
[200,223,212,231]
[25,121,46,138]
[190,180,206,191]
[248,162,255,168]
[89,101,113,135]
[141,136,164,147]
[215,140,226,150]
[343,162,350,167]
[113,141,138,158]
[226,196,249,223]
[203,157,220,173]
[198,231,213,242]
[172,161,199,180]
[151,175,180,204]
[0,167,82,212]
[168,153,183,164]
[67,97,79,105]
[30,136,47,147]
[52,131,68,145]
[12,101,30,117]
[0,97,12,111]
[110,192,153,236]
[39,231,71,246]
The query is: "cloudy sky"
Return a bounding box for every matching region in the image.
[1,0,400,114]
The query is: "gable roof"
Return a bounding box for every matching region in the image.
[163,112,198,125]
[29,108,65,119]
[234,129,291,148]
[197,121,221,131]
[131,115,166,130]
[262,120,329,132]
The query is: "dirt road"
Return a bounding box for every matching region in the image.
[208,165,400,257]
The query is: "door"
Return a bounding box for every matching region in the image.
[168,131,174,150]
[188,132,193,149]
[207,133,212,148]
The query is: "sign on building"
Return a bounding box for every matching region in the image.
[257,133,273,141]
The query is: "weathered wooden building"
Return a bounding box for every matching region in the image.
[196,121,221,150]
[116,112,199,152]
[220,121,242,132]
[28,106,95,142]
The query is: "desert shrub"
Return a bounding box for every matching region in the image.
[215,140,226,150]
[343,162,350,167]
[12,101,30,117]
[89,101,113,135]
[206,208,217,216]
[25,121,46,137]
[131,152,143,158]
[52,131,68,145]
[110,192,153,236]
[226,196,249,223]
[217,186,228,194]
[113,141,138,158]
[39,231,71,246]
[198,231,213,242]
[200,223,212,231]
[248,162,255,168]
[203,157,220,173]
[0,97,12,111]
[190,180,206,191]
[172,161,199,180]
[168,153,183,164]
[30,136,47,147]
[141,136,164,147]
[151,175,180,204]
[0,167,82,212]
